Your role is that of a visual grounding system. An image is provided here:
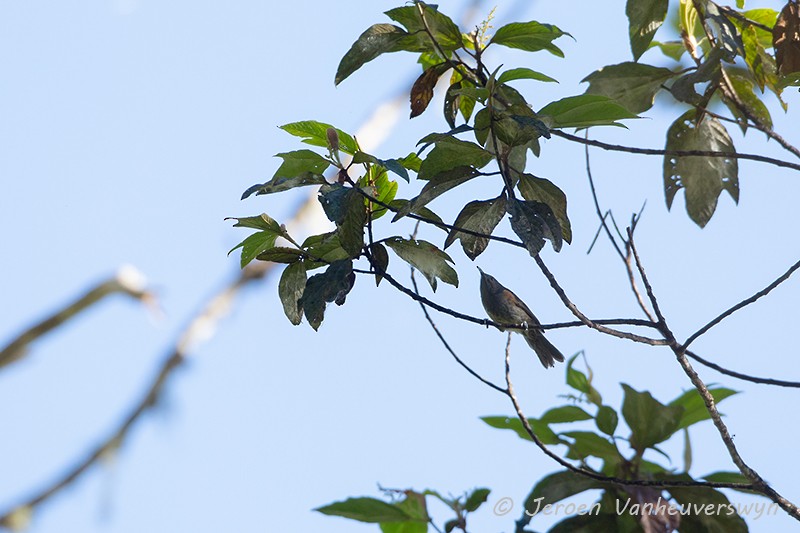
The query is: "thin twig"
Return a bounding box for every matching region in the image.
[409,267,506,393]
[687,350,800,388]
[684,257,800,349]
[551,130,800,172]
[533,255,670,346]
[629,226,800,521]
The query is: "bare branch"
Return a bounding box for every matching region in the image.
[684,257,800,349]
[551,130,800,173]
[687,350,800,389]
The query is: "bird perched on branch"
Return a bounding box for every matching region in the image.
[478,267,565,368]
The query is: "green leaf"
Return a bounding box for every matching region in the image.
[497,67,558,84]
[318,185,365,258]
[298,260,355,330]
[582,62,676,114]
[669,387,738,430]
[273,149,330,178]
[256,247,306,264]
[227,213,282,232]
[490,21,568,57]
[565,354,602,407]
[539,405,593,424]
[335,24,410,85]
[702,471,752,487]
[315,497,413,523]
[480,416,560,445]
[230,231,279,268]
[353,151,410,182]
[562,431,621,462]
[464,488,490,512]
[650,40,687,61]
[278,261,307,325]
[380,522,427,533]
[621,383,684,454]
[444,194,507,260]
[385,237,458,291]
[364,166,399,220]
[507,198,563,256]
[517,174,572,244]
[417,138,493,180]
[723,67,773,132]
[280,121,358,155]
[663,110,739,227]
[538,94,639,128]
[385,3,463,52]
[241,172,327,199]
[741,25,780,92]
[626,0,669,61]
[393,166,480,221]
[595,405,619,436]
[302,232,350,270]
[387,200,447,231]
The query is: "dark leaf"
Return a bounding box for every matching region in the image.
[385,3,463,51]
[256,247,307,264]
[538,94,639,128]
[517,174,571,243]
[393,166,480,221]
[298,260,355,330]
[335,24,410,85]
[722,68,773,132]
[416,124,474,152]
[278,261,307,325]
[385,237,458,291]
[444,194,506,260]
[562,431,622,462]
[280,121,358,155]
[353,151,410,182]
[668,485,748,532]
[663,110,739,227]
[490,21,568,57]
[582,62,676,114]
[369,242,389,286]
[464,488,490,512]
[706,3,745,61]
[626,0,669,61]
[507,198,563,256]
[621,383,684,454]
[525,470,610,509]
[241,172,327,199]
[417,137,493,179]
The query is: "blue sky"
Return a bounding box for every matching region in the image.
[1,1,799,531]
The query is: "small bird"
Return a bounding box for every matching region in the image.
[478,267,565,368]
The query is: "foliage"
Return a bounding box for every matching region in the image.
[227,1,800,531]
[316,355,750,532]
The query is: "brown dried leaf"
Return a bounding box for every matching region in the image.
[773,1,800,75]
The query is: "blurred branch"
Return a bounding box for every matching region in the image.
[0,260,276,531]
[0,266,155,370]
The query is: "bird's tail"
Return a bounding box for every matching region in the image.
[523,330,565,368]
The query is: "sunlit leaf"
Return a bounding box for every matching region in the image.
[385,237,458,291]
